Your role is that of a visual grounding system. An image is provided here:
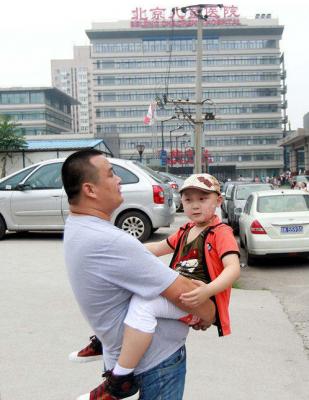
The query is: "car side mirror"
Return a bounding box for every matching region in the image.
[15,183,32,191]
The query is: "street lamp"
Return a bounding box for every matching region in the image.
[136,144,145,163]
[169,125,184,170]
[175,133,190,166]
[160,116,176,150]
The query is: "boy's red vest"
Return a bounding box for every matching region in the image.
[167,216,239,336]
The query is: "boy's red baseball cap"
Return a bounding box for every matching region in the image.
[180,173,221,195]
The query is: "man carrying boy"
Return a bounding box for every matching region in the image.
[62,150,218,400]
[66,158,240,399]
[91,172,241,385]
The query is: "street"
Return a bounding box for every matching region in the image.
[152,213,309,357]
[1,214,309,399]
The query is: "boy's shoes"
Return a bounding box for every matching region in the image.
[69,335,103,363]
[77,370,139,400]
[179,314,201,326]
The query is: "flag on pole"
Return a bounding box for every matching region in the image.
[143,102,157,125]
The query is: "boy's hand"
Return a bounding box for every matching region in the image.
[179,279,210,307]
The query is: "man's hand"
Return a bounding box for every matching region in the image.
[191,318,214,331]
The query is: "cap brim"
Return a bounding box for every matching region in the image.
[180,185,220,194]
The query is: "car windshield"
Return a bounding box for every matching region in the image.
[0,166,37,190]
[296,175,309,182]
[133,162,165,184]
[258,195,309,213]
[236,185,272,200]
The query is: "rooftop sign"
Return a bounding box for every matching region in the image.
[131,5,240,28]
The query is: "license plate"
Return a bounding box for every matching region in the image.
[280,225,303,234]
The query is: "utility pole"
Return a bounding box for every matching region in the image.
[163,4,222,173]
[195,12,204,174]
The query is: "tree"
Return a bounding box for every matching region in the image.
[0,115,27,177]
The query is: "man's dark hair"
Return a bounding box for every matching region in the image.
[62,149,104,204]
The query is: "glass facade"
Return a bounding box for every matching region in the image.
[0,89,74,135]
[93,38,277,54]
[95,56,281,70]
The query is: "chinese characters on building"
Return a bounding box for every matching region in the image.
[131,5,240,28]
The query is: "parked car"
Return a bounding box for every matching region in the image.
[226,183,274,233]
[156,171,182,211]
[221,181,239,218]
[239,189,309,264]
[0,158,176,242]
[295,175,309,184]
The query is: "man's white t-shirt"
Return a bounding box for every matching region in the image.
[63,215,189,374]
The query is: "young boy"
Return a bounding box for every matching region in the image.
[75,174,240,400]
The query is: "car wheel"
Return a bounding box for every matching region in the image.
[0,216,7,240]
[245,243,257,266]
[239,235,244,248]
[116,211,152,242]
[232,222,239,235]
[176,203,183,212]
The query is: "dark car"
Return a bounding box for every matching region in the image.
[226,183,274,233]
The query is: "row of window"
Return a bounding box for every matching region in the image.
[96,119,281,134]
[204,135,282,146]
[95,103,280,119]
[0,92,44,105]
[93,39,277,54]
[204,120,281,131]
[17,126,65,135]
[95,87,280,102]
[119,135,282,150]
[0,92,71,115]
[94,56,281,70]
[44,94,71,115]
[212,153,282,162]
[0,110,71,129]
[94,72,280,87]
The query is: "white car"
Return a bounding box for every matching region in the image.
[239,189,309,264]
[0,157,176,242]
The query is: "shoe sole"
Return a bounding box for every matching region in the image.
[68,351,102,363]
[76,391,139,400]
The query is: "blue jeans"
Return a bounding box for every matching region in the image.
[135,346,186,400]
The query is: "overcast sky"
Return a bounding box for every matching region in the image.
[0,0,308,128]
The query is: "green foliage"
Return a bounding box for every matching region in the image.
[0,114,27,151]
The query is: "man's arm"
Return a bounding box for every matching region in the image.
[161,275,216,325]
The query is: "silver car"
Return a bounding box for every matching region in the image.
[239,189,309,265]
[155,171,183,211]
[0,157,175,242]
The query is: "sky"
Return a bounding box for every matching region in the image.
[0,0,308,128]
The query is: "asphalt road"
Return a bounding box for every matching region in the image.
[1,214,309,400]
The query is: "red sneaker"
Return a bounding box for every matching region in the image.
[69,335,103,363]
[77,370,139,400]
[179,314,201,326]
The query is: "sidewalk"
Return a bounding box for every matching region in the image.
[1,237,309,399]
[184,288,309,400]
